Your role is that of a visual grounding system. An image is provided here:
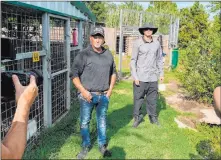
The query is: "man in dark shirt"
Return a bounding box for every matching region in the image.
[70,27,117,159]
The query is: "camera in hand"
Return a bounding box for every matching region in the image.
[1,69,43,101]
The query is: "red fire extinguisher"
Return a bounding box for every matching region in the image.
[72,28,78,46]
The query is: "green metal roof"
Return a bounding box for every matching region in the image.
[4,1,96,22]
[71,1,96,22]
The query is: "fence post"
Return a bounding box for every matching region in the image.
[139,11,143,27]
[65,18,71,110]
[42,13,52,127]
[175,18,180,48]
[78,21,83,51]
[118,9,123,79]
[169,15,173,71]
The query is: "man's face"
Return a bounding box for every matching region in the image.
[90,34,104,49]
[143,28,153,37]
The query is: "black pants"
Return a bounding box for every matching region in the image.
[133,81,158,117]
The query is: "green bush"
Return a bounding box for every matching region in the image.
[179,48,221,104]
[195,124,221,159]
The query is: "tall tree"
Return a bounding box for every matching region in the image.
[179,2,209,49]
[146,1,179,15]
[105,3,119,27]
[145,1,179,34]
[208,2,221,14]
[178,2,220,103]
[85,2,108,23]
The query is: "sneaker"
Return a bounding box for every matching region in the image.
[132,114,144,128]
[99,145,112,157]
[76,147,90,159]
[149,116,160,126]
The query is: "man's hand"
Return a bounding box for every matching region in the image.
[160,77,164,83]
[12,75,38,107]
[134,80,140,86]
[81,90,92,103]
[106,90,112,99]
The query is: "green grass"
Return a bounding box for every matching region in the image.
[23,81,221,159]
[164,69,181,84]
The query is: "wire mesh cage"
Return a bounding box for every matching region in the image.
[51,72,67,123]
[50,17,66,74]
[1,100,16,139]
[50,16,68,123]
[122,9,141,27]
[1,58,44,146]
[82,21,93,48]
[1,2,43,60]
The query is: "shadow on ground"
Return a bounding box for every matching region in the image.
[189,139,221,159]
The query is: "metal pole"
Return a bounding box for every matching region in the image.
[118,9,123,79]
[139,12,143,27]
[175,18,180,48]
[65,18,71,110]
[42,13,52,127]
[78,21,83,51]
[169,15,173,71]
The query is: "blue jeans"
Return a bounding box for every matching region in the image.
[78,92,109,148]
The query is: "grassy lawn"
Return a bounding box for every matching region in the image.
[23,81,220,159]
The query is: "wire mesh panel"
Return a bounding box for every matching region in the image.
[51,72,67,123]
[1,58,44,146]
[1,100,16,139]
[70,49,80,66]
[50,16,68,123]
[82,21,93,48]
[50,17,66,74]
[122,9,141,27]
[1,2,43,59]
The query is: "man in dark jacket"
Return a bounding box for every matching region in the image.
[130,24,164,127]
[70,27,117,159]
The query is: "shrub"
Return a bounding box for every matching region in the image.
[178,48,221,104]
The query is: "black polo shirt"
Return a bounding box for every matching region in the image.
[70,45,117,92]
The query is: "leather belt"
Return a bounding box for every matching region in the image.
[91,91,108,95]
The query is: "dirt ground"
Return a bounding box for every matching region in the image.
[164,82,221,129]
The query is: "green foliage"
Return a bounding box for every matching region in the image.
[179,2,209,48]
[194,124,221,159]
[208,2,221,14]
[105,3,120,27]
[85,2,108,23]
[147,1,179,15]
[179,48,220,103]
[195,140,220,159]
[119,2,143,10]
[177,2,221,104]
[145,2,179,34]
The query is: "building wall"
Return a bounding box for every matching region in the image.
[103,27,116,52]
